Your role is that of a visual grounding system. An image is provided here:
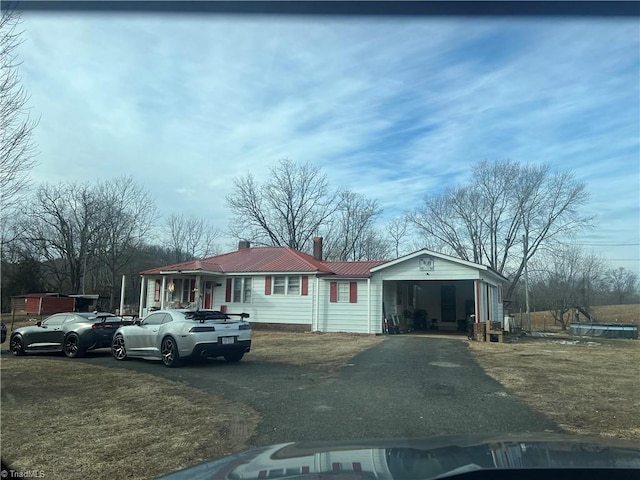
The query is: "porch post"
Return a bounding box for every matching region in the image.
[160,276,166,310]
[367,278,371,334]
[474,280,481,323]
[138,276,146,318]
[314,276,320,332]
[119,274,126,316]
[195,275,202,310]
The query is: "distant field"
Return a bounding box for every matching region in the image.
[512,304,640,331]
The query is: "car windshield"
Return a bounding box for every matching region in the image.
[1,3,638,480]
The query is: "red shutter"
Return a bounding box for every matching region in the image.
[301,276,308,296]
[154,280,161,302]
[225,279,232,302]
[265,276,272,295]
[329,282,337,303]
[349,282,358,303]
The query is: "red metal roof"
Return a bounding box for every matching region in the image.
[323,261,389,278]
[141,246,335,275]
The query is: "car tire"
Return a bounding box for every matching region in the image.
[63,333,85,358]
[161,336,181,368]
[111,334,128,361]
[10,335,25,356]
[223,351,244,363]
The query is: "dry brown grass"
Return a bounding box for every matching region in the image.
[1,356,259,480]
[513,304,640,331]
[468,338,640,440]
[249,331,385,370]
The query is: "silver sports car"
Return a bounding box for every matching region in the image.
[111,309,251,367]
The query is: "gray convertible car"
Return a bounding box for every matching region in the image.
[111,309,252,368]
[9,312,134,358]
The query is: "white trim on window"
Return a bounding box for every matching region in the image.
[337,282,350,303]
[232,277,252,303]
[272,275,301,295]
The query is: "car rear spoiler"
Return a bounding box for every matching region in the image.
[226,313,250,319]
[93,313,139,323]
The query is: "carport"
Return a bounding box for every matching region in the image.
[371,249,507,334]
[383,279,476,332]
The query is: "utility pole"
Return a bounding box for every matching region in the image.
[523,234,531,333]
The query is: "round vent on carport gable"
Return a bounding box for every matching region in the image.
[419,256,434,271]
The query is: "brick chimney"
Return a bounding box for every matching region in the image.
[238,240,251,250]
[313,237,323,261]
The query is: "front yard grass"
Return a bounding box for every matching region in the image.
[468,337,640,439]
[249,330,385,370]
[1,356,259,480]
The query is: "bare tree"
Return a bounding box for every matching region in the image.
[0,10,38,221]
[605,267,638,304]
[409,160,592,299]
[227,159,338,251]
[165,213,221,263]
[532,246,604,329]
[94,176,157,309]
[386,215,410,259]
[24,182,104,293]
[352,228,391,261]
[322,190,383,261]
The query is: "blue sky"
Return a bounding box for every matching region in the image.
[15,13,640,273]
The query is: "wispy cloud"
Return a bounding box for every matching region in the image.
[17,13,639,271]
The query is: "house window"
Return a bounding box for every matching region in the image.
[337,282,350,303]
[273,276,286,295]
[232,278,252,303]
[330,281,358,303]
[288,276,300,295]
[272,276,300,295]
[243,278,252,303]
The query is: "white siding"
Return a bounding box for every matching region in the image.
[220,276,314,326]
[316,279,379,334]
[376,255,482,282]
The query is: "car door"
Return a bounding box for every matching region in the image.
[29,314,69,350]
[130,313,167,356]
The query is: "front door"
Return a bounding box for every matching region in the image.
[441,285,456,324]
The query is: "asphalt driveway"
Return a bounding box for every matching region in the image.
[68,335,560,447]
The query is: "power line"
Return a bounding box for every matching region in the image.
[570,243,640,247]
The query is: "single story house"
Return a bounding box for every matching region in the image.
[138,238,508,335]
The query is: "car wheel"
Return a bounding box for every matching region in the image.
[111,334,128,361]
[63,333,85,358]
[223,351,244,363]
[10,335,25,356]
[161,336,181,368]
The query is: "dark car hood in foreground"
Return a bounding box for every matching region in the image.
[157,433,640,480]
